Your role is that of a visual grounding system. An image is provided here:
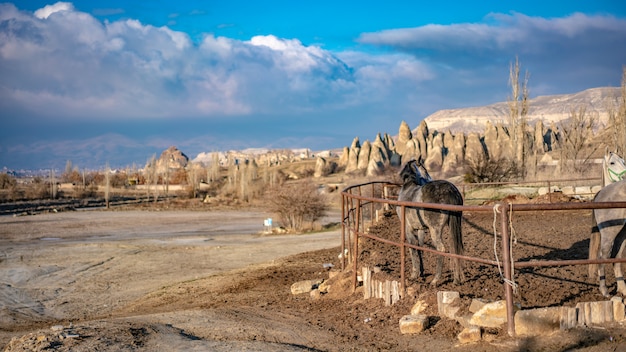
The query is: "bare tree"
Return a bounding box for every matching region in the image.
[607,67,626,156]
[49,169,57,199]
[558,105,599,173]
[104,162,110,209]
[144,154,159,203]
[209,152,220,182]
[507,56,530,169]
[265,180,328,232]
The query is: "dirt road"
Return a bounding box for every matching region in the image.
[0,210,341,351]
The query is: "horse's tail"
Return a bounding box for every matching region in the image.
[589,210,600,279]
[449,208,464,282]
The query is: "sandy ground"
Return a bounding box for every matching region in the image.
[3,204,626,351]
[0,209,341,351]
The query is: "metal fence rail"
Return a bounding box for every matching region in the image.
[341,180,626,337]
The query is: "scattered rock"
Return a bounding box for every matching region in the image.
[290,279,323,295]
[457,326,481,344]
[399,315,429,334]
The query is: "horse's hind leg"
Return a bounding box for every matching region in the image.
[599,235,613,297]
[613,230,626,296]
[429,227,445,287]
[406,228,424,279]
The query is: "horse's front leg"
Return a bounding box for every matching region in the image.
[599,264,609,297]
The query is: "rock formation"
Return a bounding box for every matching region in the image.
[153,146,189,174]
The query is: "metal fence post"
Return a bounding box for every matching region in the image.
[352,198,361,292]
[400,205,406,294]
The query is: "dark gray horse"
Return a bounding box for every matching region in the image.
[589,178,626,296]
[397,158,465,286]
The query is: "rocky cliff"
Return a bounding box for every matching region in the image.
[340,87,621,177]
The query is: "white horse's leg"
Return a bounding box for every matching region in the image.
[614,238,626,296]
[599,236,613,297]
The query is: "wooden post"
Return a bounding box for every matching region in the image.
[500,202,516,337]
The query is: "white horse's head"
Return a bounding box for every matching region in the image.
[604,152,626,184]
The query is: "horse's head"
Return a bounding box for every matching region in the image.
[415,157,433,184]
[605,152,626,183]
[399,158,432,186]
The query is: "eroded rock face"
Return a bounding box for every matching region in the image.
[345,137,361,174]
[357,141,371,171]
[150,146,189,174]
[314,157,337,178]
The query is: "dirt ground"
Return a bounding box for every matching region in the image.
[2,199,626,351]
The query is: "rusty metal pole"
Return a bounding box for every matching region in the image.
[500,202,516,337]
[352,199,361,292]
[370,183,378,226]
[341,192,346,271]
[400,205,406,294]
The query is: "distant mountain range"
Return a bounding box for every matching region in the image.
[423,87,621,133]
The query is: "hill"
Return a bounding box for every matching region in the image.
[423,87,620,133]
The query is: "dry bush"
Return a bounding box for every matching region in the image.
[464,154,523,183]
[264,180,329,232]
[0,173,16,189]
[24,177,51,199]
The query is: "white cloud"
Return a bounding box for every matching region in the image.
[1,3,624,166]
[34,1,74,19]
[0,5,363,121]
[358,12,626,58]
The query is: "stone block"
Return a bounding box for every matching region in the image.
[590,301,613,325]
[469,300,509,328]
[457,326,481,344]
[611,296,625,321]
[560,307,578,330]
[411,299,428,315]
[469,298,488,313]
[290,279,322,295]
[576,301,614,326]
[399,315,429,334]
[437,291,461,319]
[515,307,563,336]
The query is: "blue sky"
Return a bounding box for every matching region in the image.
[1,1,625,169]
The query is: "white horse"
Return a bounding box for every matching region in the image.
[602,151,626,187]
[589,179,626,296]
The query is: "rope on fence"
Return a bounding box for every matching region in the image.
[492,203,519,294]
[507,203,518,294]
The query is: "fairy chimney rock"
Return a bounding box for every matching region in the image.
[357,140,372,171]
[345,137,361,173]
[465,132,485,164]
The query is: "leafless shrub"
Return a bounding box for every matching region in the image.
[606,67,626,156]
[463,154,523,183]
[0,173,16,189]
[25,177,50,199]
[264,180,328,232]
[557,105,598,173]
